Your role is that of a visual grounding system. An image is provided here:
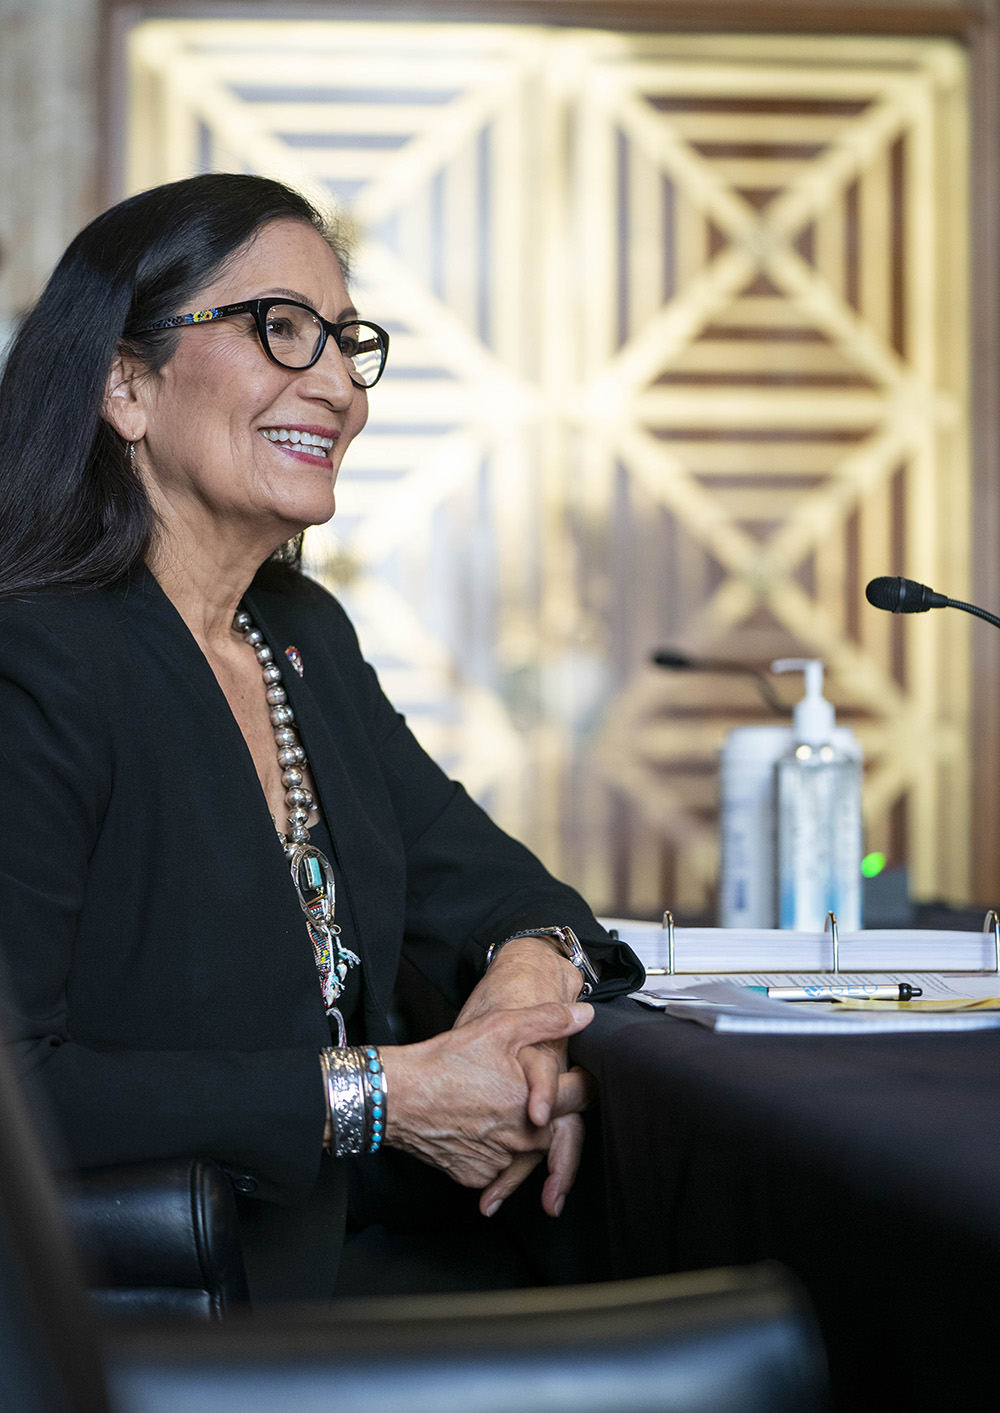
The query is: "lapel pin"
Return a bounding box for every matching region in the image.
[285,645,304,677]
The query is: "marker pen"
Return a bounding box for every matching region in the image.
[765,983,923,1002]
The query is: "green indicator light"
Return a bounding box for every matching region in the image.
[861,852,887,879]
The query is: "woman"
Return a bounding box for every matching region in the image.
[0,173,641,1302]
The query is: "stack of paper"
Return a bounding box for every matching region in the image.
[632,975,1000,1034]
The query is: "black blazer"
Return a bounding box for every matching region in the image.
[0,568,640,1212]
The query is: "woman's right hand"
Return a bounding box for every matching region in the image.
[378,1001,593,1190]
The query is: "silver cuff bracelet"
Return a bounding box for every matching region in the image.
[320,1045,388,1157]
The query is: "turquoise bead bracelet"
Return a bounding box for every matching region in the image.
[363,1046,386,1154]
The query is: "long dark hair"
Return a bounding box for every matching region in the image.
[0,173,348,598]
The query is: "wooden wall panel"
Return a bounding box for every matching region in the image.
[120,19,974,915]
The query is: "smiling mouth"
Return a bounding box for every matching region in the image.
[260,428,335,459]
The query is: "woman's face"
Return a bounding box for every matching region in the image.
[121,218,369,560]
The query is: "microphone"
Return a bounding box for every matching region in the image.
[651,648,791,716]
[865,576,1000,630]
[864,576,947,613]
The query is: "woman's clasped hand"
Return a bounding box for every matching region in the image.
[382,997,595,1215]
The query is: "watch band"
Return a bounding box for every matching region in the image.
[485,925,599,997]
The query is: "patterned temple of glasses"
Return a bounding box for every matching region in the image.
[130,298,390,388]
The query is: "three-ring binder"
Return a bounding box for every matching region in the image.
[650,907,1000,976]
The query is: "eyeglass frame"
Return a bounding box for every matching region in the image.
[129,298,390,388]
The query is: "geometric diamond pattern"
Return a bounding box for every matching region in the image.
[125,22,971,915]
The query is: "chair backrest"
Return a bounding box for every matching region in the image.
[105,1262,829,1413]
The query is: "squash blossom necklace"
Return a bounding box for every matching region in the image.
[234,610,359,1045]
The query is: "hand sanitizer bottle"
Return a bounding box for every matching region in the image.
[772,659,862,931]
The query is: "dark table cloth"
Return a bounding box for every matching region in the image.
[573,997,1000,1412]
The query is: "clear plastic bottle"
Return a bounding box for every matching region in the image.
[719,725,793,927]
[772,659,862,932]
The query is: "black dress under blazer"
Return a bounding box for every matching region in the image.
[0,567,641,1272]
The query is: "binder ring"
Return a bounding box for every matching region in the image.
[824,910,840,973]
[983,909,1000,975]
[662,910,675,976]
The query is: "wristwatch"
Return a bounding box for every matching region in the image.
[485,925,600,998]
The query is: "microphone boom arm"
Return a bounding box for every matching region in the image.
[651,649,792,716]
[946,597,1000,631]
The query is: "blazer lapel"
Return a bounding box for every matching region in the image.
[121,570,336,1035]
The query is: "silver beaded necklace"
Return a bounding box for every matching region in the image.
[233,609,359,1044]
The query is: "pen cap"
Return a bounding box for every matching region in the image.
[771,658,834,746]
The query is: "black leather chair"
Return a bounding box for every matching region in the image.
[59,1159,249,1320]
[0,1019,830,1412]
[105,1264,830,1413]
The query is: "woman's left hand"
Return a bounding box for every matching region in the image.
[454,935,596,1218]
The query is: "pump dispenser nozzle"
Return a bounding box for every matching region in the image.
[771,657,863,930]
[771,658,835,746]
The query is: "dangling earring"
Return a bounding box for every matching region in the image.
[126,441,136,469]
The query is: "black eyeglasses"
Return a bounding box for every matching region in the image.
[131,298,390,388]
